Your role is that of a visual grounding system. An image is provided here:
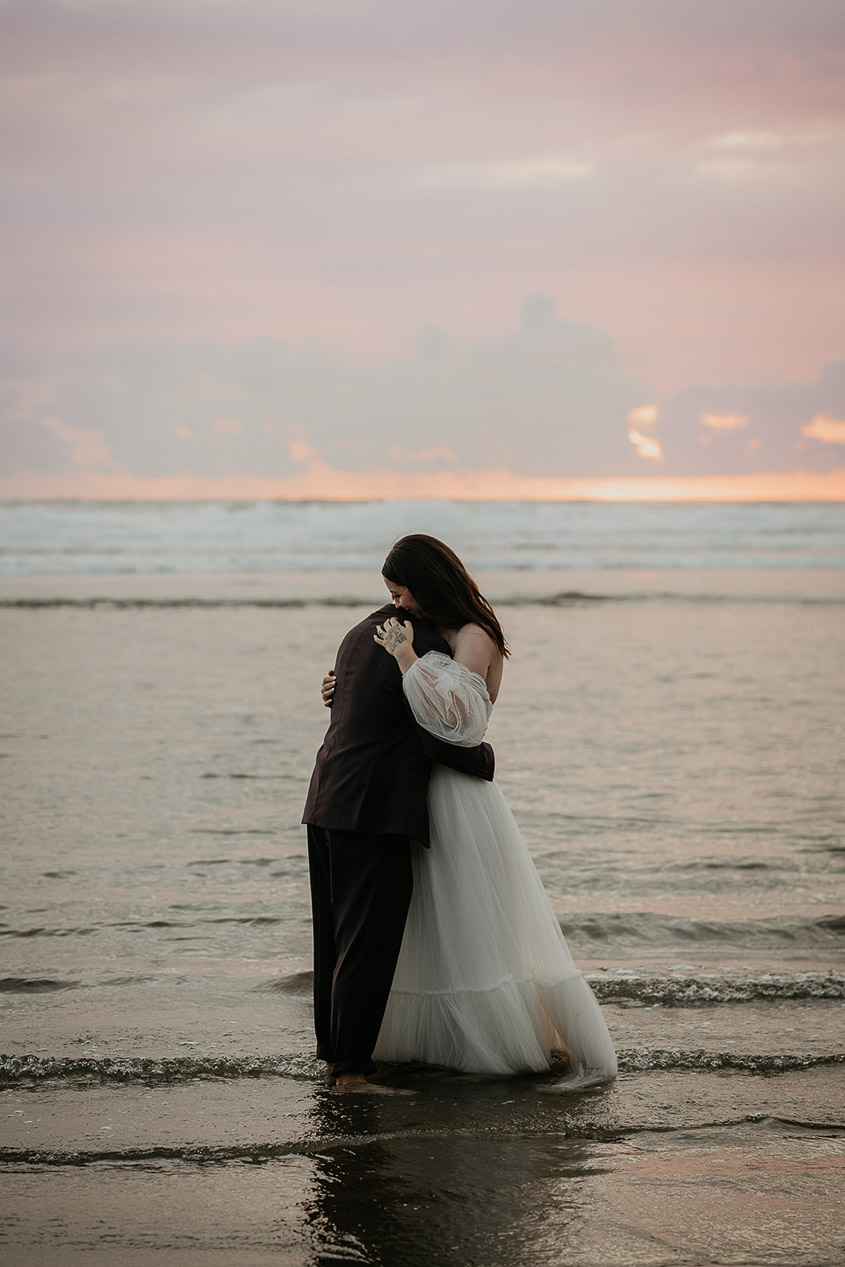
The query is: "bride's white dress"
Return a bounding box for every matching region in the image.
[374,651,617,1081]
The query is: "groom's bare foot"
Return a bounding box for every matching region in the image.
[332,1073,415,1095]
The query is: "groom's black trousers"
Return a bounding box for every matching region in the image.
[307,825,413,1076]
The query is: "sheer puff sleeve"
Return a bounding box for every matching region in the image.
[403,651,493,747]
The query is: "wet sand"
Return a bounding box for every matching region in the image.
[1,565,844,605]
[3,980,844,1264]
[3,1064,844,1266]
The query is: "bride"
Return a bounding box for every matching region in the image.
[324,535,617,1084]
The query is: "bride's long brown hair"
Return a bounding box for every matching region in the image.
[382,534,510,659]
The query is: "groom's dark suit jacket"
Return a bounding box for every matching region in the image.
[302,604,495,846]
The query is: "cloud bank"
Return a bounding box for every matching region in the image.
[2,297,843,498]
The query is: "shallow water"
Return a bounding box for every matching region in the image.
[2,559,844,1264]
[3,1072,844,1266]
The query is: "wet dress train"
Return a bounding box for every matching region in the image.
[374,651,618,1082]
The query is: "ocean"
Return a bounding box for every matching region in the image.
[2,498,845,576]
[1,499,843,1266]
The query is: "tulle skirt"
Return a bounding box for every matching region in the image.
[374,765,618,1079]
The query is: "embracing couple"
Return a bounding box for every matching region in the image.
[302,534,617,1091]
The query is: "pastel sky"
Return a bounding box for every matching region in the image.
[2,0,845,499]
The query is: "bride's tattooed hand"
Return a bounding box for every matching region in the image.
[374,616,415,660]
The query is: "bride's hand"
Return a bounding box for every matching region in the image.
[374,616,416,666]
[320,670,335,706]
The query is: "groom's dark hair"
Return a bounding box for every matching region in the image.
[382,534,510,659]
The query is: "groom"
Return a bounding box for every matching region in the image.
[302,600,495,1087]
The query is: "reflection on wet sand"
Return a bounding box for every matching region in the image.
[294,1078,845,1267]
[302,1084,602,1267]
[1,1072,843,1263]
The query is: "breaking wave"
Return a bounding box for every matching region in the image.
[2,1047,841,1088]
[2,592,844,610]
[261,967,845,1006]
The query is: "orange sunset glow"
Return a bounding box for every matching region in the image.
[2,466,844,504]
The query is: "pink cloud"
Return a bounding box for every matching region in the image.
[39,416,127,474]
[802,415,845,444]
[628,429,664,462]
[701,413,749,431]
[627,405,659,428]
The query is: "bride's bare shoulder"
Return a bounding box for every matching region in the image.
[452,622,495,649]
[446,623,503,698]
[443,622,492,654]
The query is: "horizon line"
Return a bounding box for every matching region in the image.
[2,465,845,504]
[2,495,845,506]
